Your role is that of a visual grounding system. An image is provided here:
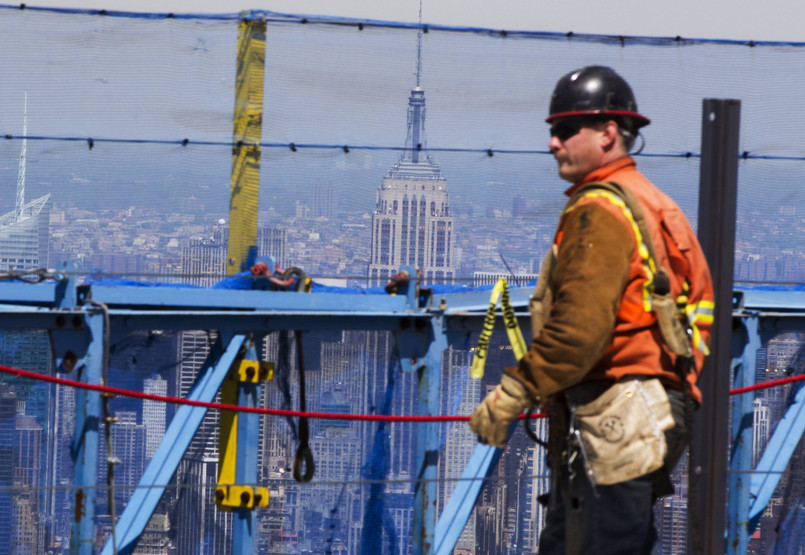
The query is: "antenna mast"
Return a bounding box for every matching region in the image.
[416,0,423,87]
[15,92,27,222]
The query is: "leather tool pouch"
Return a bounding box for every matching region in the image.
[573,379,675,486]
[651,272,693,357]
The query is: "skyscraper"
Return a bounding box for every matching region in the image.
[1,93,50,274]
[180,223,228,287]
[258,226,289,269]
[0,98,54,551]
[181,223,289,287]
[143,374,168,460]
[368,30,455,286]
[98,411,147,515]
[0,195,51,273]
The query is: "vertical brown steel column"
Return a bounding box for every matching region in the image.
[691,98,741,553]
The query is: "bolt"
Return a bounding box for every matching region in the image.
[72,316,82,328]
[215,489,225,501]
[246,366,256,379]
[240,491,251,505]
[399,318,411,331]
[61,351,78,373]
[55,315,66,328]
[414,319,426,331]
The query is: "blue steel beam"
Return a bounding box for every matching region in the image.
[88,284,411,312]
[412,315,448,555]
[102,333,247,555]
[0,279,533,313]
[726,315,760,554]
[738,289,805,312]
[748,372,805,531]
[69,307,104,554]
[0,281,58,304]
[0,305,531,338]
[232,337,261,554]
[433,444,502,555]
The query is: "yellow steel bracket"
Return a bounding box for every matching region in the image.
[226,15,267,275]
[215,484,269,510]
[236,359,274,383]
[217,356,273,511]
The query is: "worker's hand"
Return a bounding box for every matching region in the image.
[470,374,533,448]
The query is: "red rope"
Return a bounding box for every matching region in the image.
[0,363,475,422]
[2,362,801,422]
[728,373,805,395]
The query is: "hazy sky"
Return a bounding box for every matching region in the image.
[23,0,805,43]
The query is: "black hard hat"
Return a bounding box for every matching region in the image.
[546,66,650,129]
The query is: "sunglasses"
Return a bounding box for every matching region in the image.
[549,119,584,142]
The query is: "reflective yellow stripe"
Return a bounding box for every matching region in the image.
[564,190,656,312]
[691,325,710,356]
[685,300,714,355]
[563,188,714,358]
[470,278,527,379]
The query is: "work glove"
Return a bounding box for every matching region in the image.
[470,374,534,448]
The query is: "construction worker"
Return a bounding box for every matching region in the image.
[470,65,714,553]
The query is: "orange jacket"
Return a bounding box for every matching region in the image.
[509,157,714,404]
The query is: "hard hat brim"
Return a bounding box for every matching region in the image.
[545,109,651,127]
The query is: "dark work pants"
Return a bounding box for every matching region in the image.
[538,388,689,555]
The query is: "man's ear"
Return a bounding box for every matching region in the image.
[600,120,620,151]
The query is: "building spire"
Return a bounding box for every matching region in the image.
[402,0,427,165]
[416,0,423,88]
[15,92,27,223]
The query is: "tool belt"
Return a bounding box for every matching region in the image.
[570,378,674,486]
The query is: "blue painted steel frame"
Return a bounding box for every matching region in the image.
[9,277,805,554]
[726,315,759,554]
[68,308,104,554]
[411,316,448,555]
[748,378,805,528]
[433,444,501,555]
[0,276,523,554]
[233,337,261,554]
[727,290,805,553]
[101,334,246,554]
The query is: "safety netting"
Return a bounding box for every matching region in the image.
[1,4,805,554]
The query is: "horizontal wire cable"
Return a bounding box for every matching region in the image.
[3,4,805,48]
[0,473,553,494]
[0,465,783,495]
[3,133,805,161]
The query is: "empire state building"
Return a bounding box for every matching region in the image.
[368,78,455,286]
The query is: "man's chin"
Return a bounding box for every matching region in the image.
[557,168,578,183]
